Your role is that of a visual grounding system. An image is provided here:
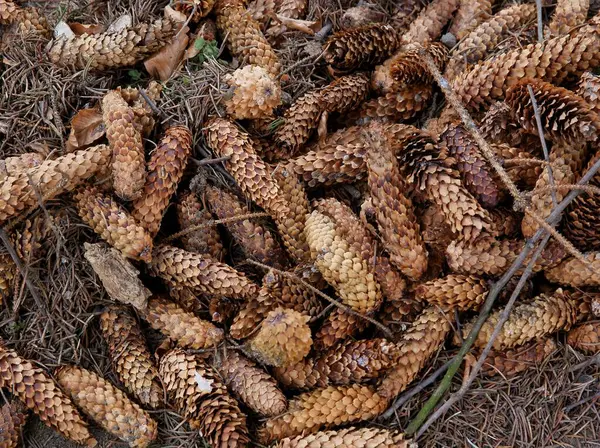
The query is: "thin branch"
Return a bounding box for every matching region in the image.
[190,156,231,166]
[503,157,548,166]
[163,212,270,242]
[563,390,600,412]
[535,0,544,43]
[528,184,600,197]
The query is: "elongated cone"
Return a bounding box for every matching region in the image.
[149,245,258,299]
[0,254,15,305]
[0,400,27,448]
[389,42,449,88]
[131,126,191,236]
[480,101,542,149]
[356,83,433,123]
[445,4,537,80]
[230,273,278,339]
[480,338,557,377]
[568,321,600,353]
[56,366,157,448]
[506,78,600,145]
[215,0,280,77]
[321,72,371,114]
[204,185,288,268]
[99,306,163,408]
[488,207,520,238]
[159,349,250,447]
[257,384,389,443]
[578,71,600,114]
[323,24,400,72]
[214,349,287,417]
[47,14,179,70]
[117,82,162,136]
[457,290,577,350]
[224,65,281,119]
[378,307,451,399]
[141,296,224,349]
[274,91,323,158]
[263,267,325,320]
[365,124,427,280]
[377,296,423,337]
[314,308,369,351]
[448,0,492,40]
[273,358,328,391]
[402,0,460,44]
[340,4,386,29]
[0,152,44,180]
[276,426,409,448]
[546,252,600,287]
[305,210,382,314]
[547,0,589,36]
[0,144,111,223]
[102,91,146,200]
[415,274,488,312]
[0,346,95,446]
[390,0,422,31]
[5,5,50,35]
[248,307,312,367]
[176,192,225,259]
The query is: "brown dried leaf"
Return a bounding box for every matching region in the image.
[68,22,105,35]
[66,108,105,152]
[144,27,190,81]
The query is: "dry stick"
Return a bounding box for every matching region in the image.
[563,390,600,412]
[163,212,270,242]
[504,157,548,166]
[528,184,600,196]
[190,156,231,166]
[246,259,394,338]
[535,0,544,42]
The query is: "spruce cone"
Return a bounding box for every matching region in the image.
[273,358,329,391]
[230,274,278,339]
[131,126,191,236]
[215,0,281,77]
[415,274,488,312]
[102,91,146,201]
[141,296,224,349]
[275,426,409,448]
[480,101,542,149]
[568,321,600,353]
[257,384,388,443]
[172,0,216,21]
[149,245,258,299]
[492,143,543,189]
[176,192,225,259]
[578,71,600,114]
[214,349,287,416]
[0,145,111,223]
[389,42,449,88]
[48,14,178,70]
[481,338,557,377]
[323,24,400,72]
[402,0,460,44]
[99,306,163,408]
[248,307,312,367]
[448,0,492,40]
[0,0,18,23]
[7,6,50,35]
[457,290,578,350]
[0,152,44,180]
[265,267,325,320]
[0,254,15,305]
[159,349,250,447]
[0,400,27,448]
[117,81,162,136]
[545,253,600,287]
[314,308,369,351]
[0,346,95,446]
[506,78,600,145]
[320,72,371,114]
[56,366,157,448]
[378,307,451,399]
[356,84,433,123]
[224,65,281,119]
[547,0,589,36]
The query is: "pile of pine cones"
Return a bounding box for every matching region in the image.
[2,0,600,446]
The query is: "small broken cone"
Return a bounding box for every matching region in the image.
[66,108,105,153]
[568,321,600,354]
[144,25,190,81]
[223,65,282,119]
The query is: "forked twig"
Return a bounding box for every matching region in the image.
[164,212,270,242]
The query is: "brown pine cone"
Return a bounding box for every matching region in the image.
[578,71,600,114]
[506,78,600,145]
[56,366,157,448]
[141,296,224,349]
[419,203,457,251]
[117,81,162,136]
[389,42,449,88]
[545,253,600,287]
[215,0,280,77]
[275,427,409,448]
[415,274,488,312]
[159,349,250,447]
[75,187,153,262]
[131,126,191,236]
[172,0,216,21]
[448,0,492,40]
[320,72,371,114]
[390,0,423,31]
[176,192,225,259]
[365,124,427,280]
[214,349,287,417]
[488,207,521,238]
[547,0,589,36]
[457,290,578,350]
[480,338,557,377]
[441,124,503,208]
[264,267,325,320]
[356,83,433,123]
[0,400,27,448]
[272,357,329,391]
[248,307,312,367]
[565,289,600,322]
[0,152,44,180]
[480,101,542,149]
[402,0,460,44]
[99,306,163,408]
[47,14,179,70]
[149,245,258,299]
[492,142,543,189]
[314,308,369,351]
[102,91,146,200]
[568,321,600,353]
[257,384,389,444]
[230,274,278,339]
[0,145,111,224]
[0,0,18,23]
[223,65,281,119]
[377,296,423,337]
[0,346,95,446]
[0,254,16,305]
[323,24,400,72]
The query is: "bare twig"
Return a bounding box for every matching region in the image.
[569,353,600,372]
[190,156,231,166]
[163,212,270,242]
[564,391,600,412]
[535,0,544,43]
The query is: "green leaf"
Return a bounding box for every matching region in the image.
[192,38,219,63]
[128,69,142,81]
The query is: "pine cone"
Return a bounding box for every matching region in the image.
[230,274,278,339]
[75,187,153,262]
[0,0,18,23]
[320,72,371,114]
[214,349,287,416]
[0,400,27,448]
[224,65,282,119]
[365,124,427,280]
[149,245,258,299]
[415,274,488,312]
[131,126,191,236]
[402,0,460,44]
[159,349,250,447]
[272,357,329,391]
[215,0,281,77]
[488,207,521,238]
[389,42,449,88]
[377,296,423,336]
[323,24,400,72]
[117,81,162,136]
[314,308,369,351]
[0,145,111,223]
[480,338,557,377]
[99,306,163,408]
[568,321,600,353]
[457,290,577,350]
[56,366,157,448]
[264,267,325,320]
[0,254,15,305]
[356,83,433,123]
[480,101,542,149]
[172,0,216,21]
[390,1,422,31]
[9,6,49,35]
[506,78,600,145]
[547,0,589,36]
[578,71,600,114]
[248,307,312,367]
[448,0,492,40]
[0,152,44,180]
[176,192,225,259]
[141,296,224,349]
[0,346,95,446]
[492,142,543,189]
[545,252,600,287]
[275,426,409,448]
[257,384,389,443]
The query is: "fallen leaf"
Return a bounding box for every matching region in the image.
[165,5,187,24]
[68,22,105,35]
[53,21,75,39]
[107,14,132,33]
[66,108,105,152]
[274,15,322,35]
[144,26,190,81]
